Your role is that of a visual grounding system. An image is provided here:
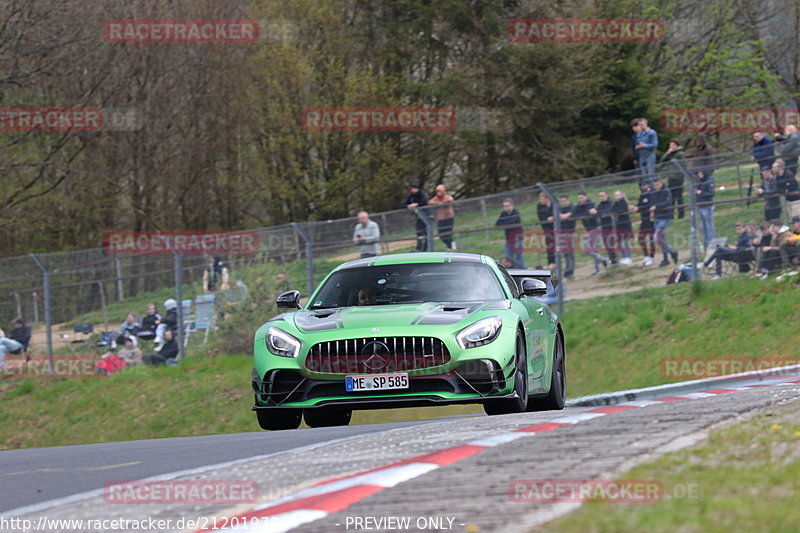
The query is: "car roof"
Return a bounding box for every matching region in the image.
[338,252,489,270]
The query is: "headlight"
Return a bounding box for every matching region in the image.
[265,327,301,358]
[456,316,502,349]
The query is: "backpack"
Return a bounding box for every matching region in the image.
[666,264,692,284]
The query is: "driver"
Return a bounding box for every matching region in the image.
[356,287,376,306]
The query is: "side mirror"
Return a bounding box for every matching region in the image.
[520,278,548,297]
[276,290,301,309]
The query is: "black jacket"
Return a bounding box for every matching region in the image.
[696,176,715,203]
[659,147,687,187]
[635,191,654,227]
[573,200,599,231]
[596,199,615,230]
[403,190,429,208]
[495,209,523,241]
[651,187,674,220]
[159,339,179,359]
[10,326,31,350]
[141,313,161,333]
[611,199,632,231]
[161,308,178,330]
[777,171,800,202]
[559,203,576,231]
[536,202,554,230]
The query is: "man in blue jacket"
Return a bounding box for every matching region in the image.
[752,132,775,171]
[650,178,679,267]
[695,170,717,249]
[634,118,659,184]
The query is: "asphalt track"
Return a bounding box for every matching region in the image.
[0,420,437,513]
[3,369,799,532]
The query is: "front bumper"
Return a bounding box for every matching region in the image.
[252,357,516,410]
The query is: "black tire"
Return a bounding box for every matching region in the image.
[255,408,302,430]
[527,331,566,411]
[484,332,528,415]
[303,407,353,428]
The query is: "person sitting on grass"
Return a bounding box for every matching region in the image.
[9,318,32,362]
[0,328,24,372]
[703,221,755,279]
[155,299,178,348]
[778,215,800,268]
[117,335,143,366]
[138,303,160,341]
[119,312,140,344]
[756,220,788,278]
[143,329,179,366]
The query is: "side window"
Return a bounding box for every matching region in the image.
[496,265,520,298]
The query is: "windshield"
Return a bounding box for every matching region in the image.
[309,263,506,308]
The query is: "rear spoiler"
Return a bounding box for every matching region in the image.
[507,269,559,292]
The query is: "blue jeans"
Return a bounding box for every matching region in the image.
[698,206,716,248]
[653,218,674,255]
[639,152,657,180]
[504,241,525,269]
[0,337,23,369]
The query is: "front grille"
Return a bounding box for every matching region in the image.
[305,337,450,374]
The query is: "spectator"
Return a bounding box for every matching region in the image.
[203,256,229,293]
[773,159,800,220]
[9,318,31,360]
[777,125,800,175]
[352,211,381,258]
[143,329,179,366]
[536,192,556,268]
[138,303,160,341]
[495,198,525,269]
[612,190,634,265]
[116,335,143,365]
[757,167,782,222]
[428,185,456,250]
[155,298,178,347]
[778,215,800,268]
[630,181,656,266]
[591,191,617,265]
[0,328,23,371]
[660,139,687,218]
[695,167,717,249]
[558,195,576,278]
[573,192,608,275]
[404,182,429,252]
[756,220,787,278]
[650,178,679,266]
[703,221,754,279]
[119,312,140,344]
[630,118,640,170]
[634,118,659,183]
[751,132,776,171]
[691,133,717,191]
[535,277,566,307]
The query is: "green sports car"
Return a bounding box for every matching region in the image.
[252,252,566,430]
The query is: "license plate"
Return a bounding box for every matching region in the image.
[345,373,409,392]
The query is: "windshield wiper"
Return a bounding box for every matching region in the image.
[309,304,342,310]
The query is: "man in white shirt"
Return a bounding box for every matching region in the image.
[353,211,381,258]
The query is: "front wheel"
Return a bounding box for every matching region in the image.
[484,333,528,415]
[255,408,302,430]
[304,407,352,428]
[527,331,566,411]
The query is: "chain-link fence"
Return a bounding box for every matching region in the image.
[2,145,797,361]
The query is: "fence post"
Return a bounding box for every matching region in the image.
[173,252,186,361]
[291,222,314,295]
[30,254,53,373]
[32,292,39,323]
[114,257,124,301]
[536,183,563,317]
[12,292,21,321]
[413,207,435,252]
[671,159,700,285]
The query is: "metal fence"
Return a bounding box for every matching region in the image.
[3,145,797,361]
